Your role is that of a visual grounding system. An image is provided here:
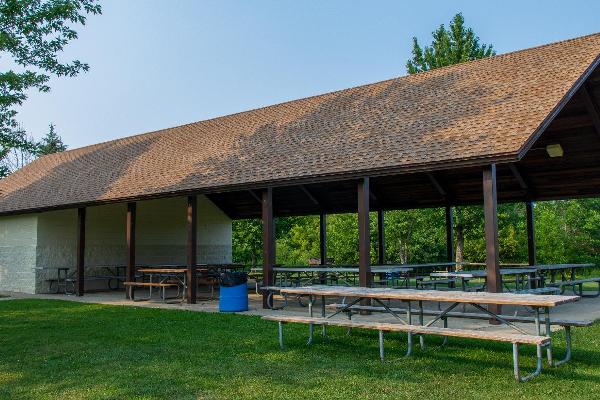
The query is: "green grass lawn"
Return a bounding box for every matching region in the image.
[1,300,600,399]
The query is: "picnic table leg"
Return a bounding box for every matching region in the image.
[551,326,572,367]
[442,318,448,346]
[534,307,541,335]
[321,295,327,337]
[418,300,425,351]
[544,306,553,366]
[513,343,543,382]
[405,301,413,357]
[379,330,385,362]
[278,321,285,349]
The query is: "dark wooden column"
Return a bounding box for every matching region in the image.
[262,188,275,308]
[126,202,136,299]
[187,195,198,304]
[358,178,372,287]
[76,207,86,296]
[377,209,385,265]
[445,206,455,266]
[526,200,537,289]
[483,165,502,317]
[526,201,536,266]
[319,211,327,264]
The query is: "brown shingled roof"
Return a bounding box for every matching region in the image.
[1,33,600,215]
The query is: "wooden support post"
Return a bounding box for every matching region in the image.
[126,202,136,299]
[358,178,372,288]
[445,206,456,287]
[445,206,455,265]
[187,195,198,304]
[377,209,385,265]
[319,212,327,264]
[483,165,502,319]
[526,201,536,266]
[262,188,275,308]
[76,207,86,296]
[526,201,537,289]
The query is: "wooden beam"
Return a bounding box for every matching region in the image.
[369,189,378,204]
[262,188,275,308]
[483,165,502,318]
[319,212,327,264]
[358,178,372,287]
[377,209,385,265]
[205,194,236,219]
[526,201,537,267]
[508,164,529,191]
[427,173,447,198]
[445,206,455,264]
[76,207,86,296]
[126,202,136,299]
[300,185,319,206]
[248,190,262,204]
[546,113,593,132]
[581,84,600,138]
[187,195,198,304]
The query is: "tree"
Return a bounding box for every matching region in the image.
[0,0,101,175]
[0,125,36,176]
[232,219,262,268]
[36,124,67,155]
[406,13,495,74]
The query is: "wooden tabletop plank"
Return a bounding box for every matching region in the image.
[278,285,579,306]
[532,263,595,271]
[273,267,413,273]
[138,268,187,273]
[431,268,537,278]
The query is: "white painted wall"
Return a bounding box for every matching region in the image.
[0,195,232,294]
[0,214,38,293]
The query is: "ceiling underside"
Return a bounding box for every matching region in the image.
[207,67,600,219]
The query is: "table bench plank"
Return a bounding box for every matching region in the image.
[263,315,550,345]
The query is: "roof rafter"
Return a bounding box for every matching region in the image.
[581,83,600,138]
[248,190,262,204]
[427,173,448,199]
[299,185,319,207]
[508,164,529,190]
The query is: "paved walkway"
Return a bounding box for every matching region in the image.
[2,288,599,334]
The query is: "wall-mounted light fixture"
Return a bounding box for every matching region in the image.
[546,144,564,158]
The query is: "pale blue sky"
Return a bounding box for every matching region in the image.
[14,0,600,149]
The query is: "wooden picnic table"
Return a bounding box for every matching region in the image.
[269,285,580,382]
[280,285,578,353]
[270,265,413,287]
[531,264,595,285]
[430,268,538,292]
[136,266,233,301]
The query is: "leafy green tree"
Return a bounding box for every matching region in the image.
[0,0,101,176]
[36,124,67,155]
[232,219,262,268]
[406,13,495,74]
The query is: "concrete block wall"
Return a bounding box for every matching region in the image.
[0,195,232,294]
[0,214,38,293]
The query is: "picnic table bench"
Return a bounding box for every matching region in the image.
[430,268,539,292]
[263,286,580,382]
[547,277,600,297]
[41,266,129,294]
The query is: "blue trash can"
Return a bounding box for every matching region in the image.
[219,272,249,312]
[219,283,248,312]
